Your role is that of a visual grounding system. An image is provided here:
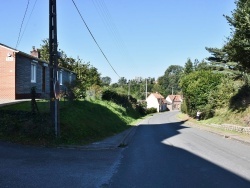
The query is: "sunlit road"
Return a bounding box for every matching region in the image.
[108,111,250,187]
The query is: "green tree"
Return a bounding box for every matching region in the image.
[101,76,112,86]
[184,58,193,74]
[38,39,102,98]
[180,70,223,118]
[157,65,183,96]
[39,39,50,62]
[206,47,242,78]
[117,77,127,86]
[223,0,250,70]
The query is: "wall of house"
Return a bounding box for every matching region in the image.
[15,54,42,99]
[0,46,16,99]
[166,95,182,111]
[0,45,76,100]
[172,102,181,110]
[58,69,76,95]
[15,55,51,99]
[146,94,160,112]
[44,65,50,97]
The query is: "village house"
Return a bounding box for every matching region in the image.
[0,43,76,100]
[146,92,169,112]
[166,95,183,111]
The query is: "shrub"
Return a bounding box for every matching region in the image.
[180,70,223,119]
[102,89,130,107]
[181,99,188,114]
[146,107,157,114]
[102,89,146,116]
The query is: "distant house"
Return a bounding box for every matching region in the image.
[166,95,183,111]
[0,43,76,100]
[146,92,169,112]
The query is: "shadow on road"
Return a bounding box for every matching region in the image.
[110,118,250,187]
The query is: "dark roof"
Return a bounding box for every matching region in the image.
[0,43,76,74]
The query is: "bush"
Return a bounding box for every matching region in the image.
[102,89,146,116]
[180,70,223,119]
[146,107,157,114]
[181,99,188,114]
[102,89,129,107]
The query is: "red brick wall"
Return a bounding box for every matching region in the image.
[0,46,16,99]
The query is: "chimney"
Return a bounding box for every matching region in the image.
[30,46,40,58]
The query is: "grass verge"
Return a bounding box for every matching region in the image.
[0,99,142,146]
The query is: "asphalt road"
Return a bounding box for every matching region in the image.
[1,111,250,188]
[108,111,250,187]
[0,141,124,188]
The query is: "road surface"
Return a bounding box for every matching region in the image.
[1,111,250,187]
[108,111,250,187]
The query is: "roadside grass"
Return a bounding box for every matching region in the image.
[0,100,50,113]
[203,107,250,127]
[178,107,250,127]
[0,99,141,146]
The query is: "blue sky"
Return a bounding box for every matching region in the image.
[1,0,235,83]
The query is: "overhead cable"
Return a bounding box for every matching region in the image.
[91,0,132,69]
[71,0,121,78]
[19,0,38,45]
[16,0,30,49]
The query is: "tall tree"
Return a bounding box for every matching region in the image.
[117,77,127,86]
[101,76,112,86]
[39,39,50,62]
[206,47,242,78]
[224,0,250,70]
[184,58,194,74]
[157,65,183,96]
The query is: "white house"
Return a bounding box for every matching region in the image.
[146,92,168,112]
[166,95,183,111]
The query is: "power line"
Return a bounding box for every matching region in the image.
[92,0,130,61]
[19,0,38,45]
[71,0,121,78]
[15,0,30,49]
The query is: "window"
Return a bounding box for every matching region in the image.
[57,70,63,85]
[69,73,72,83]
[31,63,36,83]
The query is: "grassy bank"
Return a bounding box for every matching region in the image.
[0,99,141,146]
[179,106,250,127]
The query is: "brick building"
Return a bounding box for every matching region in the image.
[0,43,76,100]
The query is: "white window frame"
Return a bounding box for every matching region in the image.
[31,63,36,83]
[57,70,63,85]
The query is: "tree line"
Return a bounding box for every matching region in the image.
[38,0,250,120]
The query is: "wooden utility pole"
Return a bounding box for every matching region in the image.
[49,0,60,137]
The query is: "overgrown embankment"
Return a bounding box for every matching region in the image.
[0,99,144,146]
